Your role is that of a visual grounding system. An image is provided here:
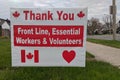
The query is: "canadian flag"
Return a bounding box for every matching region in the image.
[21,50,39,63]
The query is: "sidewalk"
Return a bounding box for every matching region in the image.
[86,41,120,68]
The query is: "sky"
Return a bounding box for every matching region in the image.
[0,0,120,22]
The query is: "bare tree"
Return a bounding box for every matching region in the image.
[103,15,113,34]
[87,17,102,35]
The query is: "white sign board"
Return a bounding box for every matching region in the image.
[11,8,87,67]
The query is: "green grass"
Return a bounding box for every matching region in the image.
[0,39,11,67]
[0,36,9,39]
[87,38,120,49]
[0,39,120,80]
[1,62,120,80]
[86,51,95,58]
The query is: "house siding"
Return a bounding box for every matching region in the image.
[0,26,2,36]
[2,29,10,38]
[0,19,10,38]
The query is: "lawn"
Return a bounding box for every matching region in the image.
[0,38,120,80]
[87,38,120,49]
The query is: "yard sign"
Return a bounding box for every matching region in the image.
[11,8,87,67]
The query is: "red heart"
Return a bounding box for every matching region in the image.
[62,50,76,63]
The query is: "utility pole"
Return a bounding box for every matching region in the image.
[112,0,117,40]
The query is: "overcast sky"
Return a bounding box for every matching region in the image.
[0,0,120,22]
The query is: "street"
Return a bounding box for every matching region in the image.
[87,34,120,41]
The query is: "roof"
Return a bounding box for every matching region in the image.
[0,18,5,26]
[5,19,10,26]
[0,18,10,26]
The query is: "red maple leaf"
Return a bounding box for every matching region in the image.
[26,53,33,59]
[12,11,20,18]
[77,11,85,18]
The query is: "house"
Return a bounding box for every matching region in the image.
[0,18,10,38]
[116,20,120,34]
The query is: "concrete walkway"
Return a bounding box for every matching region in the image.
[86,42,120,68]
